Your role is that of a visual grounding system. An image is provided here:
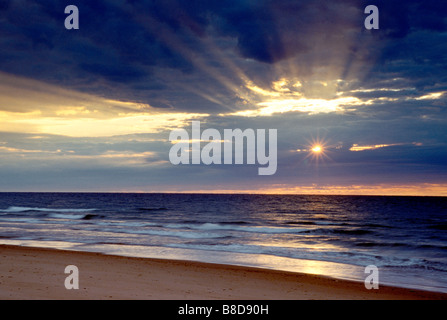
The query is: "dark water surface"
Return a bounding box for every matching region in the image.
[1,193,446,292]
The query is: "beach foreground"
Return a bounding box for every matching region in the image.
[0,245,446,300]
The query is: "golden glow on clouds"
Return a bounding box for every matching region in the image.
[349,143,398,152]
[222,76,446,118]
[226,96,363,117]
[3,70,444,138]
[0,109,207,137]
[0,72,208,137]
[415,91,445,100]
[9,112,207,137]
[233,77,356,116]
[55,106,96,116]
[349,87,412,93]
[349,142,423,152]
[245,80,283,97]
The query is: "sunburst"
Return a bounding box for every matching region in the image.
[311,145,322,153]
[305,136,331,164]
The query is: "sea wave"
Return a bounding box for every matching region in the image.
[164,222,309,234]
[0,206,97,213]
[48,213,100,220]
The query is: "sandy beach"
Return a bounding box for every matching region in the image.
[0,244,446,300]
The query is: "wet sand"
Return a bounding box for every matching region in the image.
[1,244,446,300]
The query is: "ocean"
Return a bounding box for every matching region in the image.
[0,192,446,293]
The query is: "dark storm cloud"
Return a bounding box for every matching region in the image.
[372,0,447,38]
[2,0,445,112]
[0,1,446,109]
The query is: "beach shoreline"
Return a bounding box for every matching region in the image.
[1,244,446,300]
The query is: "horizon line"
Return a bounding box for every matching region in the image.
[0,190,446,197]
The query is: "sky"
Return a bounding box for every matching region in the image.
[1,0,447,195]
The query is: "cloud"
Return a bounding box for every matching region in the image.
[0,72,209,136]
[1,2,445,104]
[1,0,447,193]
[3,0,445,113]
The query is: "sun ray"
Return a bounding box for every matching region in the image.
[304,135,332,165]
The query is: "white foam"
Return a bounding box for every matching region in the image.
[0,206,97,213]
[48,213,87,219]
[164,222,309,234]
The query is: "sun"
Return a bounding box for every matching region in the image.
[312,145,322,153]
[303,136,331,164]
[309,143,326,162]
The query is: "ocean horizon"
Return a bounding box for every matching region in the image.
[1,192,446,293]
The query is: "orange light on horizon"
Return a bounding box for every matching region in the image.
[162,183,447,197]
